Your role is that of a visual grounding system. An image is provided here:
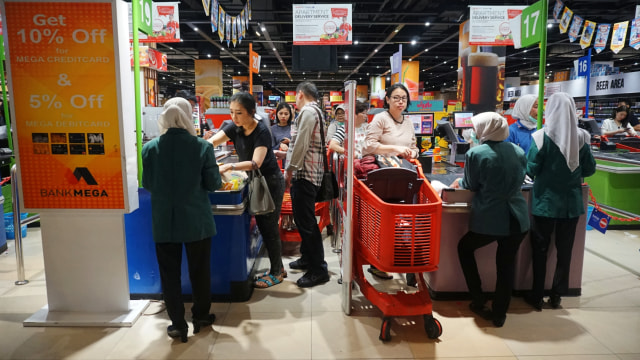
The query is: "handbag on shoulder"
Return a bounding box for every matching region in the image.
[313,106,338,203]
[247,162,275,215]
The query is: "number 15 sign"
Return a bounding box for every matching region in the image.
[521,1,543,48]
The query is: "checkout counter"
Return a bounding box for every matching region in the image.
[586,149,640,228]
[422,160,589,300]
[124,152,264,302]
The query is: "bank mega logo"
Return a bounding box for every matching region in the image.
[72,167,98,185]
[41,167,108,198]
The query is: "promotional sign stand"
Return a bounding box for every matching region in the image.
[2,0,145,327]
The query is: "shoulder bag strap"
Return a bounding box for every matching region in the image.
[311,106,329,172]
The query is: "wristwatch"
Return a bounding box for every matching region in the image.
[231,163,236,170]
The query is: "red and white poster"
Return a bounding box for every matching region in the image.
[293,4,352,45]
[469,6,525,46]
[128,2,181,43]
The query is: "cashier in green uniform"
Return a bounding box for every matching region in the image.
[450,111,529,328]
[524,92,596,311]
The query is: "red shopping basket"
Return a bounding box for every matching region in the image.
[353,173,442,273]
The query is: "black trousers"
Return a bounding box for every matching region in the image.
[290,178,327,276]
[155,237,212,328]
[255,172,285,274]
[458,217,525,318]
[530,215,579,301]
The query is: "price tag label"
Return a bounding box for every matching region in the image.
[138,0,153,35]
[521,1,543,48]
[577,55,591,77]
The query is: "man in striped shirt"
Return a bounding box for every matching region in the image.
[285,81,330,288]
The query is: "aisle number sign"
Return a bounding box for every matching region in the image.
[4,2,126,209]
[137,0,153,35]
[577,55,591,77]
[521,1,543,48]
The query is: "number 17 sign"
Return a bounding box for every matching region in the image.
[521,0,543,48]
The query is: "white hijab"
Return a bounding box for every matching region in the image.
[157,97,197,136]
[471,112,509,144]
[512,94,537,130]
[532,92,589,172]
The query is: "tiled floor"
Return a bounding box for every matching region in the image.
[0,226,638,360]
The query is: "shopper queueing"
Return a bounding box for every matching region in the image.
[600,105,638,137]
[363,83,419,282]
[450,112,529,328]
[506,94,538,154]
[525,92,596,310]
[206,92,286,288]
[141,97,222,342]
[285,81,330,288]
[271,102,293,151]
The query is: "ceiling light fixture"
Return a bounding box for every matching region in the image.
[261,26,266,32]
[194,27,198,31]
[411,40,417,45]
[256,31,261,36]
[207,54,211,58]
[425,22,430,26]
[345,55,349,59]
[354,40,359,45]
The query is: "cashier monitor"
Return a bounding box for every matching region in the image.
[578,118,601,138]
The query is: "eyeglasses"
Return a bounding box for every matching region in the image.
[391,96,407,102]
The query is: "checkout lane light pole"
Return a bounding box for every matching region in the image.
[520,0,548,130]
[536,1,548,130]
[132,0,153,184]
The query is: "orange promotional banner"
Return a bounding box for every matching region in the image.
[195,59,223,110]
[250,49,260,74]
[401,61,420,101]
[356,85,368,101]
[5,2,125,209]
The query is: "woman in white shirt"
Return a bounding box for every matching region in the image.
[328,100,369,158]
[601,106,637,136]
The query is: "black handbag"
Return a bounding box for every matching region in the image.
[247,167,276,215]
[313,107,338,203]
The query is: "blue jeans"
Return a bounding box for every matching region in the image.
[255,172,285,274]
[291,178,327,276]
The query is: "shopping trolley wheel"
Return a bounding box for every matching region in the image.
[379,317,392,342]
[423,314,442,339]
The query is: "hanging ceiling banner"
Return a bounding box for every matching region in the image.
[559,7,573,34]
[568,14,583,42]
[292,4,353,45]
[202,0,211,16]
[580,20,596,49]
[218,6,225,42]
[610,21,629,54]
[225,13,231,46]
[553,0,564,21]
[210,0,218,32]
[128,2,181,43]
[630,18,640,50]
[232,16,237,46]
[594,24,611,53]
[468,6,526,46]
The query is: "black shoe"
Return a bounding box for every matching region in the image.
[289,258,309,270]
[468,303,493,321]
[405,273,418,287]
[524,296,543,311]
[296,271,330,288]
[167,325,188,343]
[548,295,562,309]
[492,315,506,328]
[192,313,216,334]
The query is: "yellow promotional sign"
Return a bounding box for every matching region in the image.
[285,91,296,103]
[5,2,125,209]
[401,61,419,101]
[195,59,222,110]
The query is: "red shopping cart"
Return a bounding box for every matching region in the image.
[352,162,443,341]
